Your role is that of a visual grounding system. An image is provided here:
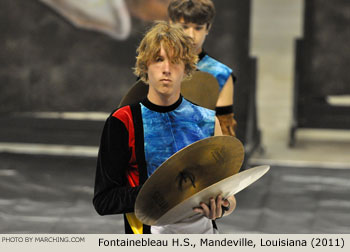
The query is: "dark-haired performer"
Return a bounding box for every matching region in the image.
[93,21,236,234]
[168,0,237,136]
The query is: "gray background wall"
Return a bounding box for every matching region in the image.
[0,0,251,113]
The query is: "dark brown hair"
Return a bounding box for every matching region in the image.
[168,0,216,27]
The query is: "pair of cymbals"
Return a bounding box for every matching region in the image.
[154,164,270,226]
[119,71,220,110]
[135,136,250,226]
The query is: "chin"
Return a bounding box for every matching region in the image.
[194,47,201,54]
[160,90,173,97]
[157,87,171,95]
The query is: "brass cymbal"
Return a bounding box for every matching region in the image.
[118,71,219,109]
[118,79,148,107]
[135,136,244,226]
[181,71,219,110]
[155,165,270,226]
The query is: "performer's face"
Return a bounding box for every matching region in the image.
[147,44,185,101]
[173,18,209,54]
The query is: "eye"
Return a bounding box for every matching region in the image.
[195,26,205,31]
[182,24,189,30]
[155,56,164,62]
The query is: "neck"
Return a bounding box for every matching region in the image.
[147,92,180,106]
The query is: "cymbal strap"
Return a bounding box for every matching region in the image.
[125,213,143,234]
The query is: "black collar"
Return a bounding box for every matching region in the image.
[141,96,183,113]
[198,50,207,61]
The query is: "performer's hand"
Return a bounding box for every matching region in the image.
[217,113,237,137]
[193,194,235,220]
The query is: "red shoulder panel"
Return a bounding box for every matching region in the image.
[112,106,139,187]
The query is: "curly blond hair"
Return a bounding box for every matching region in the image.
[134,21,198,82]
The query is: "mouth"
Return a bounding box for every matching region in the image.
[160,79,171,83]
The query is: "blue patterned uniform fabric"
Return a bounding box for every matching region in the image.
[141,98,215,177]
[197,54,233,90]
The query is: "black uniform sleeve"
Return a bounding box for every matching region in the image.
[93,115,141,216]
[215,105,233,115]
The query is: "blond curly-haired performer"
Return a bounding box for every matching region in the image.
[93,21,236,234]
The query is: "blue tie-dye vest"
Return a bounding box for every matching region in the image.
[141,97,215,177]
[197,53,233,90]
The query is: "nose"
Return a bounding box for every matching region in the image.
[162,59,171,76]
[186,28,195,40]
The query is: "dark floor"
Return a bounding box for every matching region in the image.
[219,163,350,234]
[1,153,349,234]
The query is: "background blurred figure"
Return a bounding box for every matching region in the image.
[39,0,172,40]
[168,0,238,136]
